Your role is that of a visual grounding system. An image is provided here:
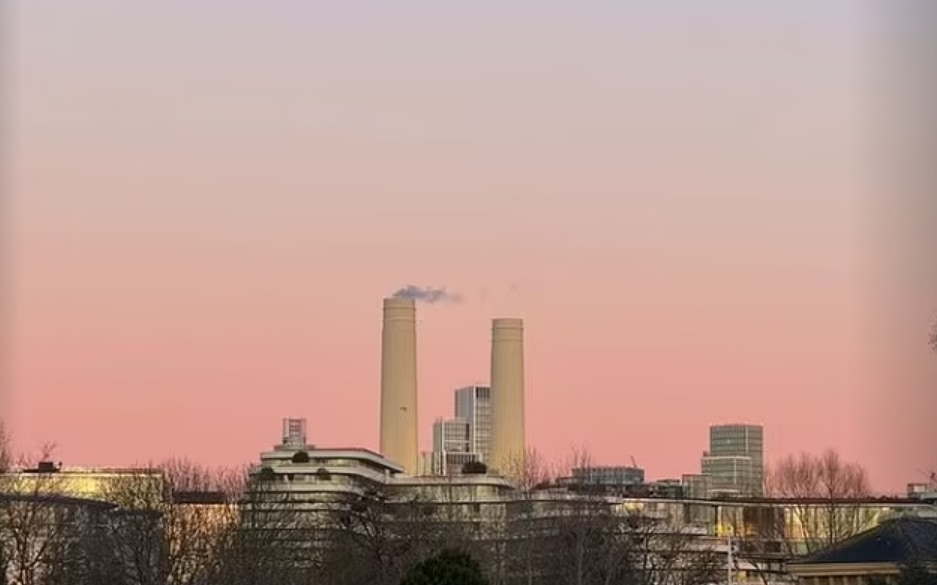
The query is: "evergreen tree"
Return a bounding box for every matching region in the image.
[399,549,488,585]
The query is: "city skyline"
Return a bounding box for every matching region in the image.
[0,289,902,491]
[5,1,936,494]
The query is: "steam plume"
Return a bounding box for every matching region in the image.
[392,285,462,304]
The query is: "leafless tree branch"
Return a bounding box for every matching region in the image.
[727,449,875,585]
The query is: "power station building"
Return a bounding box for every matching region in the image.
[379,294,526,479]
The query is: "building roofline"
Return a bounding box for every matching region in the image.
[707,496,927,505]
[258,448,406,475]
[0,492,118,509]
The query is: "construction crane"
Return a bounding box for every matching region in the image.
[915,468,937,491]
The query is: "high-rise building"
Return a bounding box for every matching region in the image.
[430,418,478,475]
[700,424,764,496]
[454,385,492,464]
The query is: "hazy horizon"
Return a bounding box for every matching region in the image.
[4,1,936,493]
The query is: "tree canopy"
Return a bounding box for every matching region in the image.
[399,549,489,585]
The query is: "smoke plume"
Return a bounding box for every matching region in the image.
[392,285,462,304]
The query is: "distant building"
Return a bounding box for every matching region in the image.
[650,479,684,498]
[681,474,712,499]
[907,482,937,503]
[0,464,165,505]
[571,466,645,487]
[431,418,479,476]
[419,451,434,476]
[701,455,756,497]
[433,418,471,453]
[245,418,937,583]
[701,424,764,497]
[454,385,492,464]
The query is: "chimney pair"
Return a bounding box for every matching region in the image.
[379,297,526,476]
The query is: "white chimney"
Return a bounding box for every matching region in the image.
[379,297,418,475]
[488,317,526,476]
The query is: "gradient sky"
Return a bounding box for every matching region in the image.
[5,1,935,492]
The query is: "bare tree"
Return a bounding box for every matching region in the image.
[719,502,794,585]
[100,459,242,585]
[98,469,167,585]
[214,466,322,585]
[320,484,478,585]
[161,460,242,585]
[723,451,874,585]
[322,489,399,585]
[0,424,11,473]
[635,520,722,585]
[0,492,126,585]
[930,319,936,353]
[0,443,83,585]
[539,448,621,585]
[544,489,720,585]
[494,447,557,585]
[543,496,624,585]
[38,498,127,585]
[501,448,554,493]
[764,449,874,556]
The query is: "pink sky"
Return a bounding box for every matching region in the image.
[4,2,935,493]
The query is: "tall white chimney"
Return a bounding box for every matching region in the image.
[489,317,526,476]
[379,297,418,475]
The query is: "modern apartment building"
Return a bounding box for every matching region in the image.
[454,384,492,465]
[431,418,479,475]
[701,424,764,496]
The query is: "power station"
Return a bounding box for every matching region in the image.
[378,295,527,477]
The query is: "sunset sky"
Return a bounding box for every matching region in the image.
[5,1,935,492]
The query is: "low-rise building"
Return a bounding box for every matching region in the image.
[570,465,646,486]
[787,517,937,585]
